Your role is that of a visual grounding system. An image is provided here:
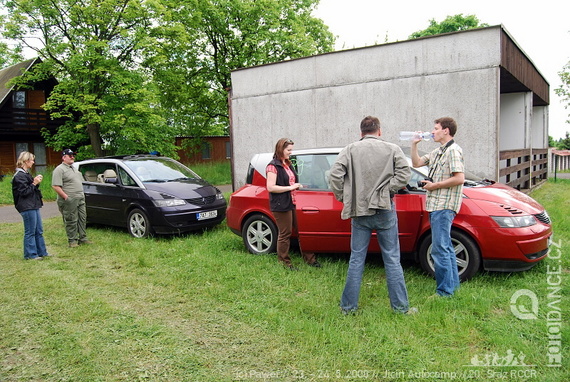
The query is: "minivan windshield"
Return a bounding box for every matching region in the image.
[124,157,200,182]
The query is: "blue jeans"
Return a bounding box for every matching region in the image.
[21,209,48,259]
[429,209,460,296]
[340,205,409,313]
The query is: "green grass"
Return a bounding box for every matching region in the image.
[186,160,231,186]
[0,181,568,381]
[0,169,57,205]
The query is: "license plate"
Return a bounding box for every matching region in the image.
[197,210,217,220]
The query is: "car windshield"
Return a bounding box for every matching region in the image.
[123,157,200,182]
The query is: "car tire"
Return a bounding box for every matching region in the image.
[242,214,277,255]
[127,208,153,238]
[418,229,481,282]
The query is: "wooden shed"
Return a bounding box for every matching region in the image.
[0,58,65,175]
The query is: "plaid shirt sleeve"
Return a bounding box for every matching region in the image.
[449,146,464,174]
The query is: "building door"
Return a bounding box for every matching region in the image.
[15,143,29,161]
[33,143,47,173]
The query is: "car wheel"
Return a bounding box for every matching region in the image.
[127,208,152,238]
[242,214,277,255]
[418,229,481,282]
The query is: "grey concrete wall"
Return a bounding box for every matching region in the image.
[230,27,504,188]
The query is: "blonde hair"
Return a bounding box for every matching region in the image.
[16,151,35,169]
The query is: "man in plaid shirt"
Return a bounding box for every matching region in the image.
[411,117,465,296]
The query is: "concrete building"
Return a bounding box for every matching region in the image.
[229,25,549,192]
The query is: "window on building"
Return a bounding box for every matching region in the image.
[33,143,47,173]
[15,143,29,162]
[225,141,231,159]
[201,143,211,160]
[13,91,26,108]
[13,91,26,125]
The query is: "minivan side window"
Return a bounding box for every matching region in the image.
[79,163,106,183]
[78,163,117,184]
[80,165,99,182]
[118,167,137,187]
[292,154,337,190]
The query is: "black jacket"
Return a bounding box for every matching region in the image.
[12,169,43,213]
[267,158,298,212]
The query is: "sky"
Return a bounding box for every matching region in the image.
[313,0,570,139]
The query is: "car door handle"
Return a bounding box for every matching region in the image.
[301,207,320,213]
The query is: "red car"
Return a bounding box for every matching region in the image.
[227,147,552,280]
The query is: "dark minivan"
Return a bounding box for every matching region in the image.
[75,155,226,237]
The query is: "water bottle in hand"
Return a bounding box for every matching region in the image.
[399,131,433,141]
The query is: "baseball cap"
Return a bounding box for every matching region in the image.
[62,149,75,156]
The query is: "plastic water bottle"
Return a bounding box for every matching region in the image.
[399,131,433,141]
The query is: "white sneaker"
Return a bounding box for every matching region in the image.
[405,307,419,315]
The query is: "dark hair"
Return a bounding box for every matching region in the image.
[360,116,381,135]
[434,117,457,136]
[273,138,294,165]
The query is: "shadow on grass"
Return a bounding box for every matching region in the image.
[85,221,228,240]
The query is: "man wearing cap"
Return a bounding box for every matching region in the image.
[52,149,91,247]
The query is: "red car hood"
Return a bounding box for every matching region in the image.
[463,182,545,215]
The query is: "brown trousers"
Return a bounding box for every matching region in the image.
[272,210,316,265]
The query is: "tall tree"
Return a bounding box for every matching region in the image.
[409,14,489,39]
[148,0,335,137]
[1,0,175,157]
[1,11,23,68]
[1,0,334,156]
[557,132,570,150]
[556,61,570,128]
[0,41,23,68]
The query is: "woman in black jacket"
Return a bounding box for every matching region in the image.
[266,138,320,270]
[12,151,49,260]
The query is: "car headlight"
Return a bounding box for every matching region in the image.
[153,199,186,207]
[216,192,224,200]
[492,215,537,228]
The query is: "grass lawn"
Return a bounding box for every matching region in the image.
[0,179,568,381]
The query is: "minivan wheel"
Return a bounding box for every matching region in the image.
[418,229,481,282]
[127,208,152,238]
[242,214,277,255]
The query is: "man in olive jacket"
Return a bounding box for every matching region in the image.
[52,149,91,248]
[329,116,414,314]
